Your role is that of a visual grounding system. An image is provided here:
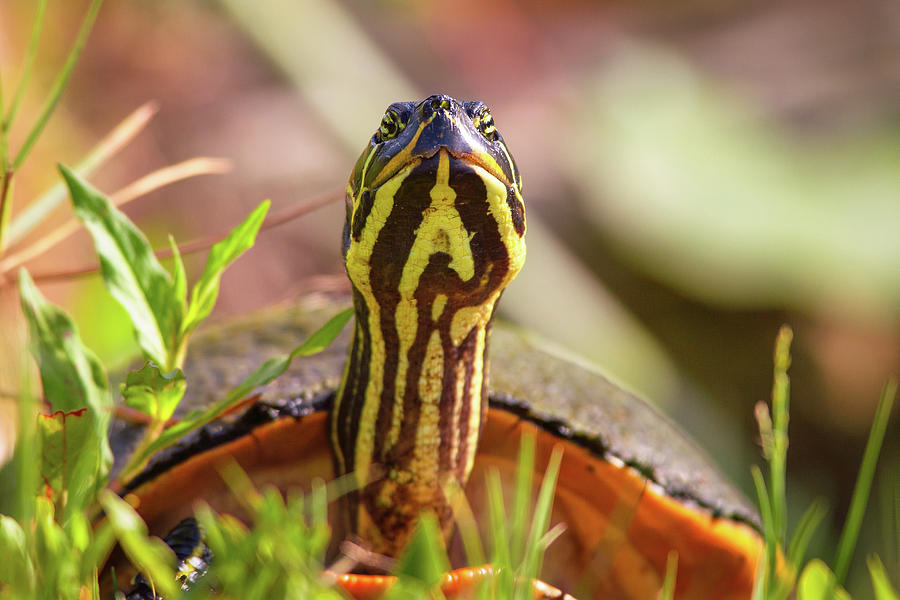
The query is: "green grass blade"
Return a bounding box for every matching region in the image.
[443,478,486,567]
[521,445,562,583]
[11,0,104,170]
[510,433,535,568]
[393,513,450,586]
[867,555,900,600]
[0,64,6,174]
[486,469,512,592]
[0,176,12,253]
[751,464,774,595]
[786,499,827,576]
[833,380,897,584]
[4,0,48,126]
[659,551,678,600]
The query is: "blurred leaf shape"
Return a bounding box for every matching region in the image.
[572,48,900,318]
[37,408,103,522]
[18,269,112,519]
[120,362,186,423]
[797,559,851,600]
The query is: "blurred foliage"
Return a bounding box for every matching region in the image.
[571,49,900,318]
[1,0,898,597]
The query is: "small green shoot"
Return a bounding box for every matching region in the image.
[867,555,900,600]
[118,307,353,482]
[752,326,896,600]
[659,551,678,600]
[387,513,452,599]
[120,362,187,425]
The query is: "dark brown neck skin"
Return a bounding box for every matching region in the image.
[331,283,495,556]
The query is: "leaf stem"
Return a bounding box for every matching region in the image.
[5,0,49,127]
[11,0,104,171]
[832,379,897,584]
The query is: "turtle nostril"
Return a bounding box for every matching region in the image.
[423,94,453,117]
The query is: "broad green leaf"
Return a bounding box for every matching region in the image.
[61,164,181,369]
[18,269,110,412]
[37,408,104,519]
[868,555,900,600]
[392,513,450,586]
[797,559,851,600]
[99,490,179,599]
[123,308,352,479]
[182,200,270,336]
[18,269,112,514]
[120,362,186,421]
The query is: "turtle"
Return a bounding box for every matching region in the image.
[109,94,763,599]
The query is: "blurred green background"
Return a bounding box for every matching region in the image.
[0,0,897,595]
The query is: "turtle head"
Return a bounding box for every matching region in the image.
[332,95,526,556]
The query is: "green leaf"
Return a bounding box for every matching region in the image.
[659,552,678,600]
[786,499,827,580]
[393,513,450,586]
[18,269,112,514]
[0,515,34,591]
[122,307,353,480]
[797,559,851,600]
[61,164,181,369]
[868,555,900,600]
[99,490,179,599]
[120,362,186,422]
[37,408,105,519]
[182,200,270,336]
[169,235,187,312]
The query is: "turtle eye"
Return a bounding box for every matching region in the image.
[376,109,404,142]
[474,109,497,141]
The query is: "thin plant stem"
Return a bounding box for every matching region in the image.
[6,189,340,286]
[0,157,231,274]
[832,379,897,584]
[0,171,11,253]
[6,101,158,246]
[1,66,7,173]
[770,325,792,547]
[11,0,104,171]
[0,68,7,251]
[5,0,49,126]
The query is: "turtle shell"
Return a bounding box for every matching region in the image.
[110,294,762,599]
